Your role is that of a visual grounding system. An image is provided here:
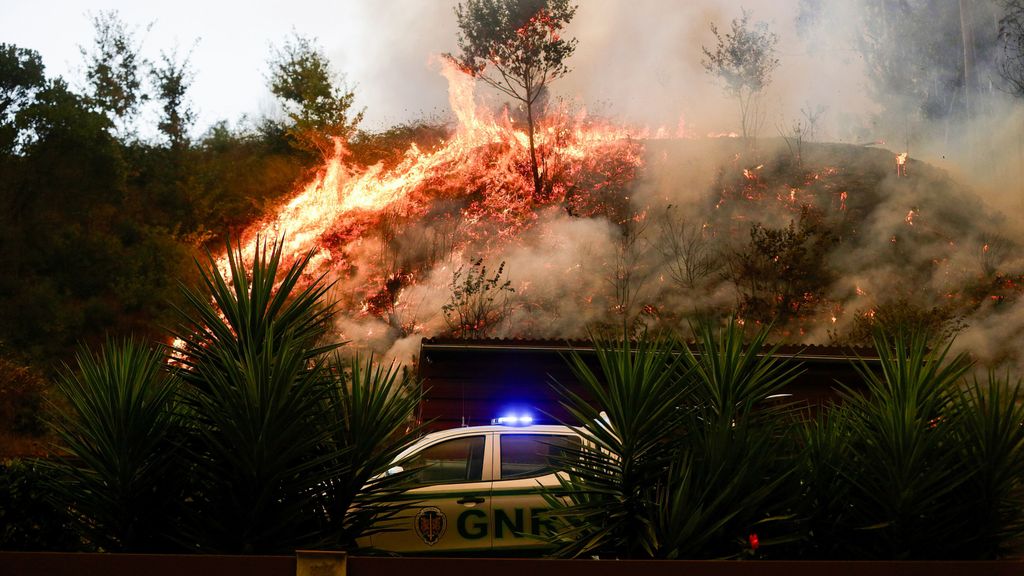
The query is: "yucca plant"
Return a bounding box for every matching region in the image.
[170,237,345,553]
[47,337,182,551]
[314,353,426,548]
[171,236,339,378]
[661,318,802,558]
[838,328,974,559]
[793,404,854,558]
[546,320,801,558]
[546,331,692,558]
[950,371,1024,558]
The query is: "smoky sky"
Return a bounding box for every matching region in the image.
[338,1,872,142]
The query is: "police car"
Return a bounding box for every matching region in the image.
[363,415,580,554]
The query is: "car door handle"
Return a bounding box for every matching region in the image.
[457,495,485,505]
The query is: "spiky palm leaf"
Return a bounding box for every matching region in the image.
[680,318,803,424]
[793,405,855,558]
[315,353,426,548]
[179,327,341,552]
[170,237,344,553]
[839,328,974,559]
[546,320,801,559]
[171,236,339,381]
[546,332,691,558]
[653,419,788,559]
[951,371,1024,558]
[47,338,182,551]
[662,318,802,558]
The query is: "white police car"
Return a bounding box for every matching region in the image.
[363,416,580,554]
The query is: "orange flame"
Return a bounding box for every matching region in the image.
[213,59,648,348]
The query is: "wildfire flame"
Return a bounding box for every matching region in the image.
[896,152,908,177]
[219,60,646,346]
[199,58,1016,360]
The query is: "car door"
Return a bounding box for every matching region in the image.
[489,432,579,553]
[370,432,493,554]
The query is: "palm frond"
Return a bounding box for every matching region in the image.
[46,337,182,552]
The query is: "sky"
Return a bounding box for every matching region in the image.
[0,0,874,140]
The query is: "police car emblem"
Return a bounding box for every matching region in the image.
[415,506,446,546]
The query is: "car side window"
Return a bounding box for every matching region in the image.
[406,435,486,486]
[499,434,579,480]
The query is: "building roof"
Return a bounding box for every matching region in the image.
[420,337,880,362]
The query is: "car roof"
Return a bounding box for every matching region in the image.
[394,424,578,461]
[433,424,573,435]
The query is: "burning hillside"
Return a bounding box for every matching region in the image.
[227,62,1023,368]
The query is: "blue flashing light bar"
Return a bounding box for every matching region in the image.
[492,414,534,426]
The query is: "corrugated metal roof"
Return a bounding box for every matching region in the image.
[420,337,880,361]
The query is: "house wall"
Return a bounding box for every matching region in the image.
[416,340,875,431]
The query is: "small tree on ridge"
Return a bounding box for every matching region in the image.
[702,9,779,142]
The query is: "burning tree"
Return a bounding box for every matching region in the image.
[447,0,578,199]
[701,9,779,142]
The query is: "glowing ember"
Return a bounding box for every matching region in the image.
[895,152,908,177]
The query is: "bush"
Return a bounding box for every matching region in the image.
[0,458,80,551]
[950,372,1024,558]
[0,358,47,436]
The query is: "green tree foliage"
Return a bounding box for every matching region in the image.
[729,206,836,325]
[0,44,46,154]
[81,11,148,133]
[447,0,578,198]
[150,48,195,152]
[701,9,779,141]
[0,42,207,371]
[268,33,363,157]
